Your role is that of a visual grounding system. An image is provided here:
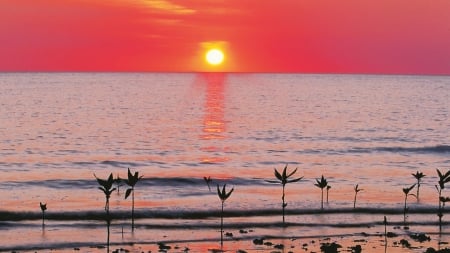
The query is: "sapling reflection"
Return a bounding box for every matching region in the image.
[412,171,425,200]
[353,184,363,209]
[124,168,143,231]
[315,175,328,210]
[384,216,388,250]
[204,176,212,192]
[217,184,234,247]
[94,173,116,215]
[272,164,303,225]
[114,174,123,195]
[40,202,47,227]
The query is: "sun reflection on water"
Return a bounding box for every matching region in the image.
[197,73,230,164]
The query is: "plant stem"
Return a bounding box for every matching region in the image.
[282,184,285,224]
[353,192,357,209]
[417,181,420,200]
[439,189,443,229]
[105,196,110,216]
[132,187,135,232]
[220,201,224,246]
[321,188,324,210]
[404,194,407,223]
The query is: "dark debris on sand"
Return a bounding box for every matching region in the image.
[320,242,342,253]
[425,248,450,253]
[349,244,362,253]
[410,233,431,242]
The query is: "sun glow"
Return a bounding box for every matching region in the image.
[205,49,224,65]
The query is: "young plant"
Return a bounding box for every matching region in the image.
[353,184,363,209]
[412,171,425,200]
[436,169,450,227]
[40,202,47,227]
[315,175,328,210]
[124,168,143,231]
[204,176,212,192]
[95,173,116,215]
[217,184,234,247]
[402,184,416,222]
[273,164,303,224]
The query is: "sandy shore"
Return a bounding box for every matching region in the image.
[7,225,450,253]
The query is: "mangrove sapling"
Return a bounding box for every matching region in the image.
[436,169,450,227]
[40,202,47,227]
[204,176,212,192]
[95,173,116,215]
[272,164,303,225]
[124,168,143,231]
[315,175,328,210]
[94,173,116,253]
[402,184,416,223]
[217,184,234,247]
[412,171,425,201]
[353,184,363,209]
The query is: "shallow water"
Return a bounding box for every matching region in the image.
[0,73,450,251]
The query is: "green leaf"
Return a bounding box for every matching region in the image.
[437,169,444,179]
[444,170,450,179]
[282,165,287,179]
[315,175,328,189]
[403,184,416,195]
[274,169,282,181]
[225,187,234,200]
[128,168,133,180]
[98,187,107,194]
[125,188,133,199]
[40,202,47,211]
[217,184,233,201]
[287,167,298,178]
[287,176,303,184]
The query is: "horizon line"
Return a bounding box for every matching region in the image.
[1,71,449,77]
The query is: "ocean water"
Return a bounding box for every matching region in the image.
[0,73,450,251]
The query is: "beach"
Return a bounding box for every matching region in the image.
[1,73,450,252]
[2,208,450,252]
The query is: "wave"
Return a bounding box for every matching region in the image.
[0,206,445,222]
[296,145,450,155]
[0,176,265,190]
[351,145,450,154]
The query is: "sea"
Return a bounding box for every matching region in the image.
[0,73,449,252]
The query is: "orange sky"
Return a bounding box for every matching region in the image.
[1,0,449,74]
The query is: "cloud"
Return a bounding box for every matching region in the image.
[144,0,196,14]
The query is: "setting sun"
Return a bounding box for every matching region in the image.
[205,49,224,65]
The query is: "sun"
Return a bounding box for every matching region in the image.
[205,49,224,65]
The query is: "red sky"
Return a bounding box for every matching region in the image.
[1,0,449,74]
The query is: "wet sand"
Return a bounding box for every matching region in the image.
[4,220,450,253]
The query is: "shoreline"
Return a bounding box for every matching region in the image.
[2,228,449,253]
[3,213,450,253]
